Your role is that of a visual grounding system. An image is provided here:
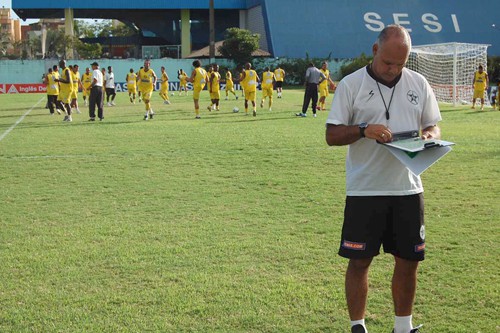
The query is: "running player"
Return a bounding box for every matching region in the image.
[187,59,208,119]
[260,67,275,111]
[137,60,157,120]
[178,69,188,96]
[159,66,171,104]
[274,65,285,98]
[208,64,221,112]
[224,68,237,100]
[55,59,73,122]
[70,64,82,114]
[240,62,260,116]
[126,68,137,103]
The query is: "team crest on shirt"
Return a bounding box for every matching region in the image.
[407,90,419,105]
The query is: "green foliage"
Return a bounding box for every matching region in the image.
[488,55,500,82]
[274,57,330,85]
[0,30,12,56]
[75,40,103,59]
[218,27,260,65]
[340,52,372,78]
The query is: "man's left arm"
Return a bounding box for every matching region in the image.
[421,125,441,140]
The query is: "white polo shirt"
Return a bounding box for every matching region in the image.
[326,66,442,196]
[92,69,103,87]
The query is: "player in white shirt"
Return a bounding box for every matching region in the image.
[105,66,116,106]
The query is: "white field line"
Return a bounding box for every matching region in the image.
[0,96,45,143]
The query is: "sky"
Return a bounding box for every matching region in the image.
[0,0,38,25]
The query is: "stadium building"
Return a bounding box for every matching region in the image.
[11,0,500,59]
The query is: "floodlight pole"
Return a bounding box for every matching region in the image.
[209,0,215,62]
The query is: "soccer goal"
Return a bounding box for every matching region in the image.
[406,43,490,106]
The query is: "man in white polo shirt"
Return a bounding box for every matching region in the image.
[89,62,104,121]
[325,25,442,333]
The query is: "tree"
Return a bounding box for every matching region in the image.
[340,53,372,78]
[0,30,12,56]
[75,40,102,59]
[218,28,260,65]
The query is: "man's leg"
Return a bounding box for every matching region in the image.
[346,257,373,321]
[311,88,318,114]
[302,85,311,113]
[392,256,418,316]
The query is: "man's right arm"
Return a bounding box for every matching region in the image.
[326,123,392,146]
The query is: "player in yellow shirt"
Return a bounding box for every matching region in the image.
[70,64,82,114]
[274,66,285,98]
[472,65,489,110]
[178,69,188,96]
[260,67,275,111]
[224,68,237,100]
[208,64,221,112]
[137,60,157,120]
[187,59,208,119]
[55,59,73,122]
[159,66,171,105]
[240,62,260,116]
[318,61,336,111]
[44,67,60,115]
[126,68,137,103]
[81,67,92,107]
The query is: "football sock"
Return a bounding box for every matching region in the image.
[351,319,367,331]
[394,315,412,333]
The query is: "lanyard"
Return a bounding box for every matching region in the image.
[375,81,396,120]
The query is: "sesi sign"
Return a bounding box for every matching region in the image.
[364,12,461,33]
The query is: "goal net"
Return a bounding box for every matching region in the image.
[406,43,490,105]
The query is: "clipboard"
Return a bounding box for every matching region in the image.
[381,130,455,176]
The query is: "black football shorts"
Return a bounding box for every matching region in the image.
[338,194,425,261]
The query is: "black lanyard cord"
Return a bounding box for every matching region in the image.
[376,81,396,120]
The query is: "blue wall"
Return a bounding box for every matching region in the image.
[262,0,500,58]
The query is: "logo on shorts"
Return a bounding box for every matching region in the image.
[342,240,366,251]
[415,243,425,253]
[420,225,426,240]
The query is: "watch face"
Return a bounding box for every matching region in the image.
[359,122,368,128]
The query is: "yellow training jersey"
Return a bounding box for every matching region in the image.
[274,68,285,82]
[193,67,207,90]
[59,67,73,95]
[47,72,59,96]
[261,71,275,89]
[81,72,92,90]
[242,69,258,93]
[138,68,156,92]
[319,69,330,89]
[71,71,80,93]
[474,71,487,90]
[179,73,188,86]
[210,72,221,93]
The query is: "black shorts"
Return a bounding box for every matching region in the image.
[275,81,283,88]
[105,87,116,96]
[338,194,425,261]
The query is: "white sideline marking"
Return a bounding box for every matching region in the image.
[0,96,44,143]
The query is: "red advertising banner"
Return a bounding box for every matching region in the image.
[0,84,47,94]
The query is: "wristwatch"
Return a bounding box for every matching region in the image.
[359,122,368,137]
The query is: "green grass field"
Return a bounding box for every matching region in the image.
[0,90,498,332]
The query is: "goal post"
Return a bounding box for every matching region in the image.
[406,43,490,106]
